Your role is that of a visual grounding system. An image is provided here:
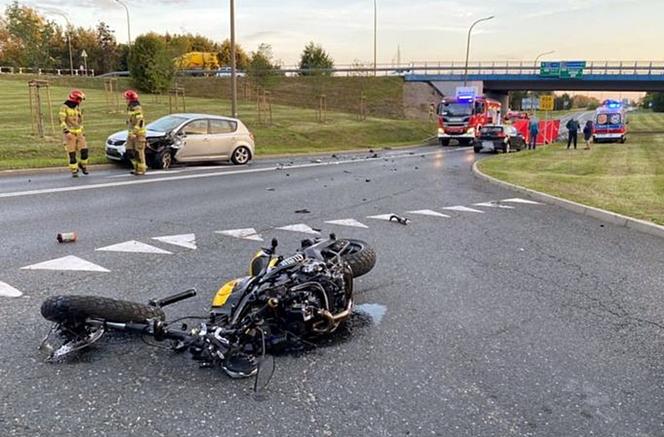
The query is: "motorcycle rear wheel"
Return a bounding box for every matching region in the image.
[327,239,376,278]
[41,295,165,324]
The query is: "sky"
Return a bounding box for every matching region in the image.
[4,0,660,67]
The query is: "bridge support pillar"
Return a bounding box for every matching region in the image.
[485,90,510,116]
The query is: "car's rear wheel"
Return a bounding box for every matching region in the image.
[231,146,251,165]
[504,142,511,153]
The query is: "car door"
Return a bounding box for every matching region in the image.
[206,119,238,159]
[177,119,210,161]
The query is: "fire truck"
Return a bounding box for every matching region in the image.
[437,95,502,147]
[593,100,628,143]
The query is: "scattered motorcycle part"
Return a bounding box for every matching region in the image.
[389,215,409,225]
[56,232,77,243]
[295,209,311,214]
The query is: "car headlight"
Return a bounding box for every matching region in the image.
[437,128,444,134]
[466,127,475,135]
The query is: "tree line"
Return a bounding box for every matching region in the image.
[0,2,335,92]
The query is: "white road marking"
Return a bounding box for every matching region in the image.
[324,219,369,229]
[21,255,110,272]
[216,228,264,241]
[0,149,451,200]
[152,233,197,250]
[0,281,22,297]
[96,240,173,254]
[276,224,321,235]
[442,206,485,213]
[367,214,398,221]
[106,170,184,179]
[407,209,451,218]
[502,198,542,205]
[473,201,515,209]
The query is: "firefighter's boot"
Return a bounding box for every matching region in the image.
[68,152,79,178]
[78,149,89,175]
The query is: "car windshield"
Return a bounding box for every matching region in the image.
[146,115,189,132]
[442,103,473,117]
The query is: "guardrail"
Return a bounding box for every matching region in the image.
[0,66,95,76]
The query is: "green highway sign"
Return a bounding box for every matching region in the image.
[560,61,586,79]
[540,62,560,77]
[540,61,586,79]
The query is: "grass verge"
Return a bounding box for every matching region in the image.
[478,131,664,225]
[0,78,434,170]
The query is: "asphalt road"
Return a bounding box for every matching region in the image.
[1,146,663,437]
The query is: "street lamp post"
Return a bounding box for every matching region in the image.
[463,15,494,86]
[534,50,555,69]
[373,0,377,76]
[53,12,74,76]
[230,0,237,118]
[114,0,132,47]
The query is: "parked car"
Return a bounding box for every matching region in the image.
[215,67,247,78]
[473,125,526,153]
[105,113,255,169]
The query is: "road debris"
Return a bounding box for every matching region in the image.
[365,179,371,183]
[295,209,311,214]
[389,215,410,225]
[57,232,77,243]
[312,159,322,164]
[265,187,276,192]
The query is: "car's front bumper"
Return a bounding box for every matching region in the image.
[105,144,126,161]
[477,139,506,151]
[437,128,476,139]
[593,133,624,140]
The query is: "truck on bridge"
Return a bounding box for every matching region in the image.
[436,95,502,147]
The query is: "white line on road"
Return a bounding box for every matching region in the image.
[106,170,184,179]
[216,228,264,241]
[152,234,197,250]
[0,149,454,200]
[21,255,111,272]
[0,281,22,297]
[442,206,485,213]
[96,240,173,254]
[502,198,543,205]
[324,219,369,229]
[276,224,321,235]
[367,214,398,221]
[407,209,451,218]
[473,201,515,209]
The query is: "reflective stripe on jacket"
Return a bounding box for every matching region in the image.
[58,104,83,134]
[127,104,146,136]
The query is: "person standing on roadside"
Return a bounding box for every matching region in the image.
[58,90,89,178]
[583,120,594,150]
[566,117,580,149]
[123,90,147,176]
[528,116,539,150]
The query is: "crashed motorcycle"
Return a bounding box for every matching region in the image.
[40,235,376,386]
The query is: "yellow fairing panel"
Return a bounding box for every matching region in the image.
[212,279,238,308]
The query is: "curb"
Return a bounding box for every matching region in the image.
[472,160,664,240]
[0,164,116,177]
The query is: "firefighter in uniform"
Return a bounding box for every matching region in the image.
[59,90,89,177]
[123,90,147,176]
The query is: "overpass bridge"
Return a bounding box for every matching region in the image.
[399,61,664,108]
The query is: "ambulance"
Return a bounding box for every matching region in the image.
[593,100,628,143]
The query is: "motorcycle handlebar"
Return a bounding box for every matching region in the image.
[149,289,197,308]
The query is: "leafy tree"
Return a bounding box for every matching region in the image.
[298,41,334,76]
[4,1,59,68]
[247,43,281,88]
[218,39,249,70]
[129,33,175,93]
[648,93,664,112]
[93,22,119,74]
